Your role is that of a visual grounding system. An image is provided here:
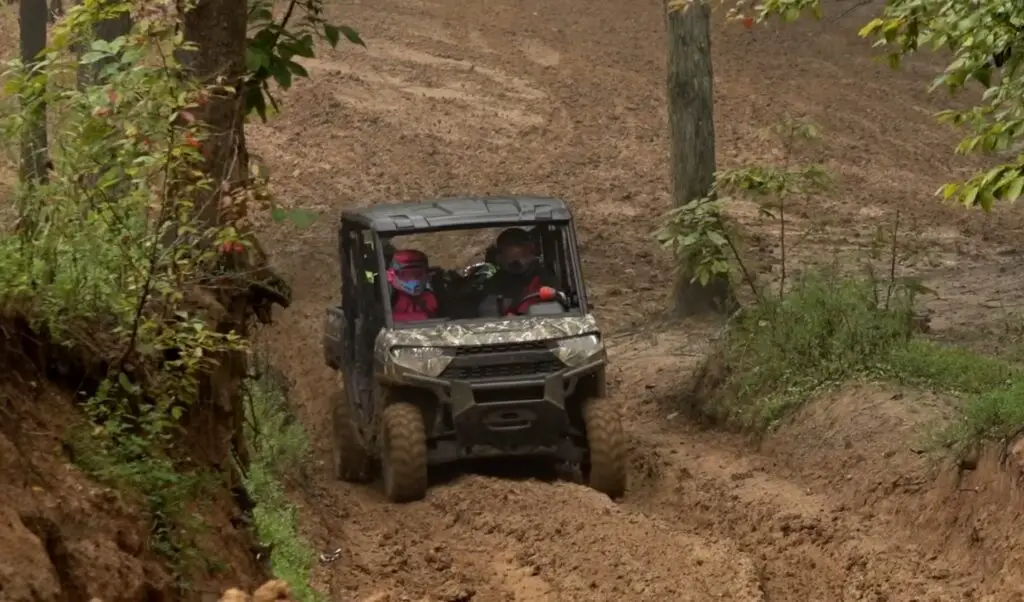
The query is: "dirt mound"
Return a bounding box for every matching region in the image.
[634,379,1024,601]
[0,376,264,602]
[0,379,171,602]
[764,384,1024,597]
[0,318,266,602]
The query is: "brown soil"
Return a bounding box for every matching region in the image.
[243,0,1024,598]
[237,0,1024,598]
[8,0,1024,598]
[0,375,266,602]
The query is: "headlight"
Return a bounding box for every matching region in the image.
[552,334,604,367]
[389,346,454,377]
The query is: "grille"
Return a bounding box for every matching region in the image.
[455,341,550,356]
[442,359,562,381]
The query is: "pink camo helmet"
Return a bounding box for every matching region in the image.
[387,249,430,296]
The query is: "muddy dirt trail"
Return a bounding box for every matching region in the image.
[248,0,1024,599]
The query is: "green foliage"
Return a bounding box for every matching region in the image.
[242,0,364,229]
[656,196,734,287]
[704,269,918,429]
[69,419,214,582]
[694,269,1024,454]
[246,0,364,121]
[243,359,322,602]
[886,340,1018,396]
[656,116,830,295]
[0,0,345,588]
[0,0,251,581]
[725,0,1024,211]
[884,341,1024,453]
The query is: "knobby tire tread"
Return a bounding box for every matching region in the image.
[583,396,628,499]
[382,402,428,503]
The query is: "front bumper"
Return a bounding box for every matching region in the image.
[394,359,605,460]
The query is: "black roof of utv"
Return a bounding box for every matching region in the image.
[341,196,573,233]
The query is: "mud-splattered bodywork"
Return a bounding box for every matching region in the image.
[374,314,602,379]
[371,314,605,462]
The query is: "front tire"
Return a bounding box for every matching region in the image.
[582,396,627,499]
[380,402,428,503]
[331,390,371,483]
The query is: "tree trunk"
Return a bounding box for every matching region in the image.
[181,0,253,489]
[19,0,49,185]
[183,0,249,226]
[665,0,735,317]
[48,0,63,22]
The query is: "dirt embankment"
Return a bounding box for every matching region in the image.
[0,322,267,602]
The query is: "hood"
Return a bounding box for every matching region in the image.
[375,314,600,356]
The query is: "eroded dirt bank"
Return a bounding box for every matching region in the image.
[0,377,266,602]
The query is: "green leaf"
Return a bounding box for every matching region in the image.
[244,84,268,122]
[246,47,269,72]
[858,18,885,38]
[80,51,108,64]
[972,66,992,88]
[286,60,309,78]
[706,230,728,247]
[284,208,319,229]
[268,58,293,89]
[324,24,340,47]
[285,38,315,59]
[1001,176,1024,202]
[339,25,366,47]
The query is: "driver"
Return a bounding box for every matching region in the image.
[480,227,557,314]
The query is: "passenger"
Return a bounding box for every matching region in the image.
[480,227,558,314]
[388,249,440,322]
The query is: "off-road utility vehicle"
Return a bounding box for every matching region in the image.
[322,196,626,503]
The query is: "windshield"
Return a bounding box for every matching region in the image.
[374,223,586,326]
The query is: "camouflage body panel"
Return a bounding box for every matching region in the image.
[374,314,600,362]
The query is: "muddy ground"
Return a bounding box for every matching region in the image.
[2,0,1024,598]
[243,0,1024,599]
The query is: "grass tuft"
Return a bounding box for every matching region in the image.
[243,358,323,602]
[692,268,1024,452]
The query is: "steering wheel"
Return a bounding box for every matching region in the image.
[506,286,570,316]
[461,262,496,282]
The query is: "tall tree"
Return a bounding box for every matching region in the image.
[19,0,49,184]
[665,0,734,316]
[181,0,291,487]
[184,0,249,227]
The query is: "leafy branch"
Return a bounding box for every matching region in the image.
[656,117,832,302]
[720,0,1024,211]
[245,0,364,121]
